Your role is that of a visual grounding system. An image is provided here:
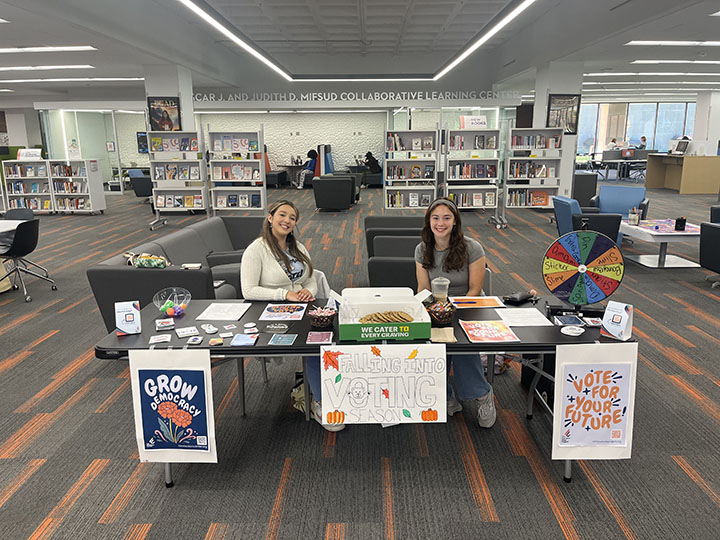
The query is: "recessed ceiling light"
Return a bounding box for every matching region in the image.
[0,88,13,92]
[0,46,96,54]
[0,65,94,72]
[0,77,143,83]
[585,72,720,76]
[626,40,720,47]
[632,60,720,65]
[710,10,720,16]
[584,81,720,85]
[0,18,9,23]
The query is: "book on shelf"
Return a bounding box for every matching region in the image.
[216,195,227,208]
[165,195,174,207]
[244,166,253,179]
[548,166,556,177]
[165,164,178,180]
[472,193,484,207]
[222,135,232,151]
[422,136,433,150]
[252,169,260,180]
[174,195,183,207]
[184,195,193,207]
[180,137,190,151]
[234,137,249,152]
[249,140,258,151]
[474,135,485,150]
[212,165,222,179]
[190,137,198,152]
[179,165,190,180]
[424,164,435,178]
[530,191,549,207]
[228,194,238,207]
[163,137,180,152]
[151,137,162,152]
[239,194,249,208]
[412,138,421,150]
[222,166,231,180]
[43,199,51,210]
[190,166,199,180]
[156,194,165,207]
[29,198,38,210]
[30,183,39,193]
[485,191,495,207]
[154,166,165,180]
[193,195,203,208]
[26,165,34,176]
[213,138,222,152]
[420,193,431,207]
[251,193,261,208]
[37,164,46,176]
[411,165,421,179]
[486,135,497,149]
[408,192,419,207]
[231,164,243,180]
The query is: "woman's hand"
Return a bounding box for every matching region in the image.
[286,289,315,302]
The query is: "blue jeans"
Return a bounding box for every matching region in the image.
[306,353,490,402]
[305,355,322,401]
[448,354,491,400]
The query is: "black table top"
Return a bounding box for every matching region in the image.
[95,299,621,360]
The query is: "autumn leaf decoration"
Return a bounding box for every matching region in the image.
[323,350,341,371]
[407,348,418,359]
[371,346,382,357]
[382,388,389,399]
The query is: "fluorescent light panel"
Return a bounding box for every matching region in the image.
[294,77,432,82]
[626,40,720,46]
[195,109,387,114]
[0,89,13,92]
[0,65,94,72]
[0,46,96,53]
[632,60,720,65]
[584,81,720,85]
[0,77,143,83]
[585,72,720,76]
[0,18,9,23]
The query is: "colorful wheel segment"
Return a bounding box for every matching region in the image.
[542,231,624,306]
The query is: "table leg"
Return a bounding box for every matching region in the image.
[658,242,668,268]
[303,356,311,421]
[261,359,269,384]
[236,357,246,417]
[563,460,572,483]
[165,463,173,488]
[486,353,494,385]
[527,355,544,419]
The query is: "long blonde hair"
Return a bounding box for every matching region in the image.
[261,199,314,277]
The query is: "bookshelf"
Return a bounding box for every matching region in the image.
[445,129,500,210]
[384,129,439,209]
[504,128,563,210]
[207,129,266,213]
[148,131,207,226]
[0,175,6,214]
[50,159,106,214]
[3,160,54,214]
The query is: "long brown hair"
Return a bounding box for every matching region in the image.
[420,197,468,272]
[261,199,314,277]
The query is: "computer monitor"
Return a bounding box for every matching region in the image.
[674,139,689,154]
[622,148,635,159]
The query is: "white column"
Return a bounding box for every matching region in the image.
[142,64,196,131]
[533,62,583,197]
[693,91,720,156]
[5,112,29,147]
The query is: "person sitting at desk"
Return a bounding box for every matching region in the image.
[293,149,317,189]
[635,136,647,150]
[414,197,496,428]
[240,199,344,432]
[364,151,382,174]
[606,138,619,150]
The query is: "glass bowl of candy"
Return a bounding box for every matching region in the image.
[153,287,191,318]
[308,306,337,328]
[425,300,456,326]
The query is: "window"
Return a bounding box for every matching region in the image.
[654,103,686,152]
[625,103,656,149]
[576,103,598,154]
[684,102,696,138]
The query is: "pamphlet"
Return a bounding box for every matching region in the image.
[259,303,307,321]
[497,308,554,326]
[459,320,520,343]
[600,301,634,341]
[554,315,585,326]
[230,333,259,346]
[582,317,603,327]
[260,322,292,334]
[306,331,333,344]
[149,334,171,344]
[450,296,505,309]
[196,302,251,321]
[115,301,141,336]
[268,333,298,345]
[175,326,199,338]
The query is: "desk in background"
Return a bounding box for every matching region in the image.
[0,219,26,234]
[645,154,720,194]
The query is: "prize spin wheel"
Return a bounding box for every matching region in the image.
[542,230,624,307]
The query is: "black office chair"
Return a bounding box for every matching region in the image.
[128,172,154,210]
[0,219,57,302]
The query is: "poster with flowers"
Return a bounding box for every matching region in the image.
[129,349,217,463]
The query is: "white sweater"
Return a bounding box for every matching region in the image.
[240,238,318,301]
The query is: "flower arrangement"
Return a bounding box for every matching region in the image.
[154,401,196,444]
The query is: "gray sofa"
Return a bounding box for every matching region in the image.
[87,216,264,332]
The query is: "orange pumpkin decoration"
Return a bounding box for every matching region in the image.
[326,410,345,424]
[421,408,438,421]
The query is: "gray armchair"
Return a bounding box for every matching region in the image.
[312,176,354,211]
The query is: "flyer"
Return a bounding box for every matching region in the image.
[459,320,520,343]
[259,303,307,321]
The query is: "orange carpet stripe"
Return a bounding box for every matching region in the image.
[0,379,96,459]
[382,457,395,540]
[0,297,14,307]
[686,325,720,348]
[345,274,353,288]
[123,523,152,540]
[415,424,429,457]
[26,329,61,350]
[214,377,239,423]
[333,256,343,275]
[680,281,720,303]
[28,458,109,540]
[499,410,578,539]
[50,250,103,274]
[638,353,665,377]
[621,284,664,309]
[15,347,95,413]
[204,523,229,540]
[129,449,139,460]
[323,431,336,458]
[668,375,720,424]
[325,523,346,540]
[487,247,510,265]
[95,379,131,414]
[58,294,93,314]
[265,457,292,540]
[635,310,695,348]
[510,272,539,294]
[0,458,46,509]
[672,455,720,509]
[510,213,557,240]
[632,329,702,376]
[0,350,33,375]
[354,243,361,265]
[485,259,500,275]
[578,461,638,540]
[666,294,720,327]
[98,462,153,524]
[452,415,499,522]
[498,409,525,457]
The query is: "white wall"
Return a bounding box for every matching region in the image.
[114,112,150,167]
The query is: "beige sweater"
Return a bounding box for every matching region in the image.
[240,238,317,301]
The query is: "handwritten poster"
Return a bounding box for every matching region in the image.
[552,342,637,460]
[129,349,217,463]
[320,344,446,424]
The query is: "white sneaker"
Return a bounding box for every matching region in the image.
[447,393,463,416]
[475,387,496,428]
[310,399,345,432]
